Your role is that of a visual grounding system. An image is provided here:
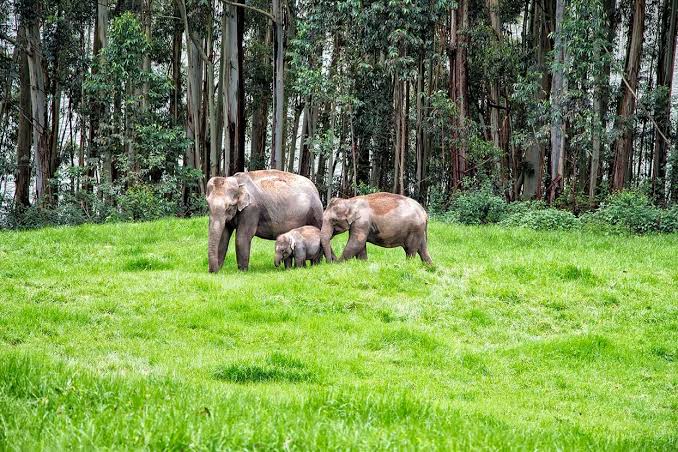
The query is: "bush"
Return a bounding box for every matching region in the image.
[505,200,548,216]
[448,189,507,225]
[591,191,661,234]
[501,208,580,231]
[117,185,174,222]
[658,207,678,233]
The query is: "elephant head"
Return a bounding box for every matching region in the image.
[320,198,359,262]
[206,177,251,272]
[274,234,295,267]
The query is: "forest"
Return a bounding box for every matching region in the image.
[0,0,676,227]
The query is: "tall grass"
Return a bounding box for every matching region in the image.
[0,217,676,449]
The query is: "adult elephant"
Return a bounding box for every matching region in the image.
[206,170,323,272]
[320,192,432,264]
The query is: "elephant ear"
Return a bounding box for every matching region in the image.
[347,205,360,226]
[237,184,251,211]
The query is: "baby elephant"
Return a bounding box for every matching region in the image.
[274,226,323,269]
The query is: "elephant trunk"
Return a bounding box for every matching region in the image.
[208,217,225,273]
[320,221,334,262]
[274,251,282,268]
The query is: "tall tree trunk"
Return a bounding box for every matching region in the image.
[141,0,152,110]
[652,0,677,203]
[222,3,244,175]
[88,0,109,192]
[590,38,603,205]
[206,7,218,179]
[393,76,404,195]
[300,102,318,177]
[415,54,425,201]
[612,0,645,191]
[325,35,341,198]
[487,0,507,194]
[14,23,32,208]
[447,1,469,191]
[549,0,566,204]
[287,101,302,172]
[170,7,182,123]
[271,0,285,169]
[25,5,51,205]
[250,98,270,170]
[49,77,61,195]
[0,47,18,130]
[522,0,551,200]
[237,7,246,172]
[250,24,271,171]
[177,0,204,191]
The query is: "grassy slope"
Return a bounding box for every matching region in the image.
[0,217,676,450]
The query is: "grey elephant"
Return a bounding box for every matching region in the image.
[320,192,432,264]
[206,170,323,272]
[274,226,323,269]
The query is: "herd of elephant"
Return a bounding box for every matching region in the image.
[206,170,432,272]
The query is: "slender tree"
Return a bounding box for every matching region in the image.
[271,0,284,169]
[612,0,646,191]
[549,0,566,203]
[14,22,31,208]
[652,0,678,202]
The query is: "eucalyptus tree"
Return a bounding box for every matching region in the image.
[652,0,678,202]
[612,0,645,191]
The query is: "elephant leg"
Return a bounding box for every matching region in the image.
[418,239,432,264]
[416,227,432,264]
[404,233,419,259]
[235,225,256,271]
[218,226,233,268]
[294,249,307,268]
[341,232,368,260]
[284,256,293,269]
[357,246,367,260]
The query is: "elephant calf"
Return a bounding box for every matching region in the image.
[274,226,323,269]
[321,192,432,264]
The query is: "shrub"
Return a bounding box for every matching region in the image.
[501,208,580,231]
[658,207,678,233]
[426,187,448,217]
[505,200,548,216]
[117,185,173,222]
[591,191,661,234]
[448,189,507,225]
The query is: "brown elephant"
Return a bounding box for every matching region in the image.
[206,170,323,272]
[274,226,323,269]
[320,192,432,264]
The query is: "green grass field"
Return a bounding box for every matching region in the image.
[0,217,676,450]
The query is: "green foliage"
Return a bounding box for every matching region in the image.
[658,207,678,233]
[589,191,662,234]
[505,200,548,216]
[501,208,580,231]
[426,186,448,216]
[433,190,676,235]
[354,182,379,196]
[117,185,173,222]
[448,188,507,225]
